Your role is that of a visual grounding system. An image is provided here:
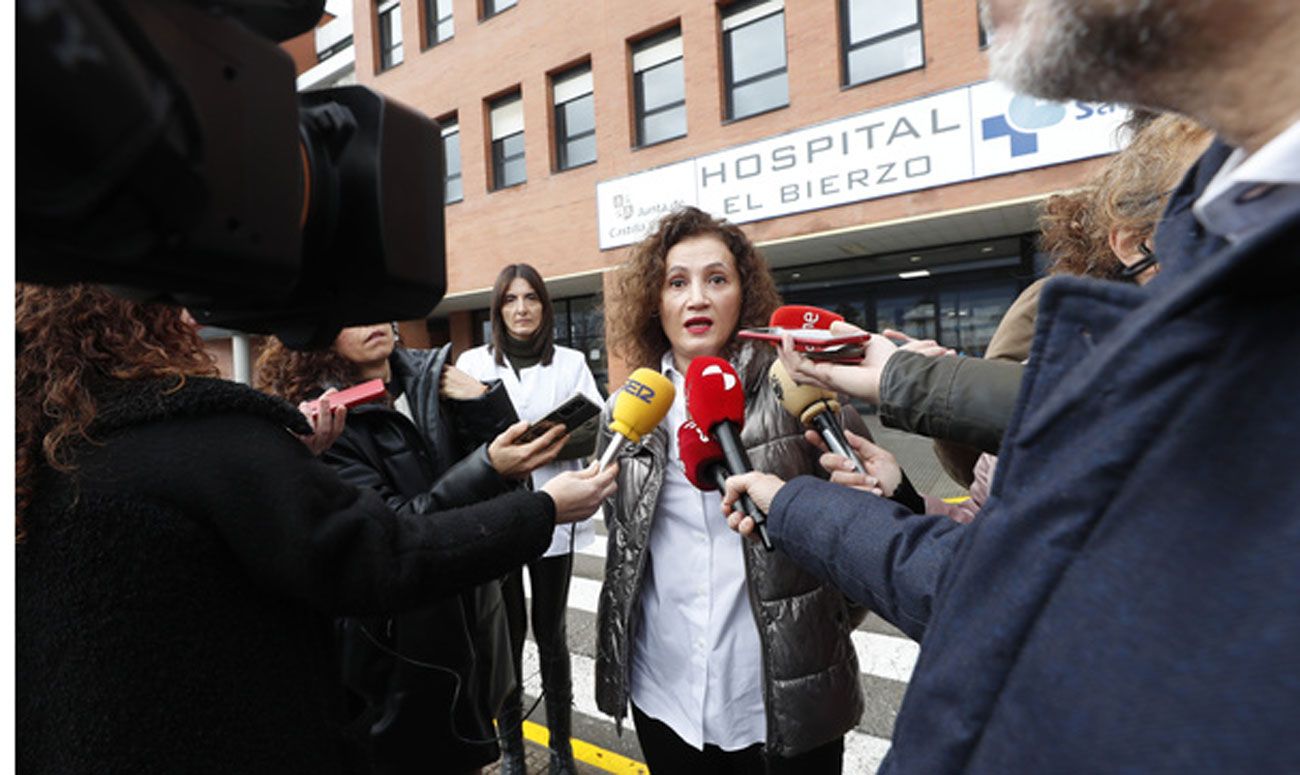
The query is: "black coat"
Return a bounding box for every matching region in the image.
[322,345,533,773]
[16,377,555,775]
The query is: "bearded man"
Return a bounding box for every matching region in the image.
[722,1,1300,771]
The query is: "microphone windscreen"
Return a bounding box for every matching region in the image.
[769,305,844,331]
[609,367,676,442]
[768,360,839,424]
[685,356,745,431]
[678,421,725,491]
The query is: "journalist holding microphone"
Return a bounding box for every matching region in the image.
[256,321,615,775]
[594,206,869,773]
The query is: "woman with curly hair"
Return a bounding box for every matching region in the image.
[16,284,613,775]
[256,322,614,775]
[1042,113,1214,284]
[594,206,872,773]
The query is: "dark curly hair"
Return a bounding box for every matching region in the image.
[254,337,367,406]
[15,284,219,540]
[1041,113,1211,280]
[607,206,782,369]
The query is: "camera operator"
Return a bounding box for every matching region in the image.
[14,284,616,774]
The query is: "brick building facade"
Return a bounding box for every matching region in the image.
[299,0,1122,390]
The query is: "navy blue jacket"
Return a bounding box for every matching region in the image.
[1151,137,1235,282]
[768,197,1300,771]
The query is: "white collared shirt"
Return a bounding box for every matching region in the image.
[629,352,766,751]
[1193,117,1300,243]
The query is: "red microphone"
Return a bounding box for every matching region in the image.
[678,421,728,492]
[768,304,844,331]
[684,356,773,551]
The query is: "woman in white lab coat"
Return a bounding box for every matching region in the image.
[456,263,602,775]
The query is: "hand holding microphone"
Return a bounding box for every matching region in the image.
[685,357,773,552]
[805,428,897,497]
[541,461,620,523]
[720,472,787,539]
[598,368,676,471]
[768,359,866,476]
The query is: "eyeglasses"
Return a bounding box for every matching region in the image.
[1118,243,1158,281]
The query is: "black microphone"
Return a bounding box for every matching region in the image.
[684,357,773,552]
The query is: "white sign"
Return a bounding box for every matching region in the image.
[596,80,1127,250]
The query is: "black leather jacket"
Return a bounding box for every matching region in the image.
[322,345,549,773]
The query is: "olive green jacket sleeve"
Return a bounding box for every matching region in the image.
[878,350,1024,454]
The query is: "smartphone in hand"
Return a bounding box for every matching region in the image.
[305,378,387,414]
[515,393,602,444]
[737,327,871,350]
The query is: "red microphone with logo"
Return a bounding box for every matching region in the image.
[678,420,729,492]
[769,304,844,330]
[684,356,773,551]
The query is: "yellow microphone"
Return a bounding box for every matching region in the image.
[768,360,866,475]
[598,368,676,470]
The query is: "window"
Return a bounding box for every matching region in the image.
[489,93,526,190]
[424,0,453,46]
[632,29,687,147]
[377,0,404,71]
[441,119,462,203]
[553,65,596,171]
[840,0,924,87]
[482,0,516,19]
[977,3,989,49]
[722,1,788,121]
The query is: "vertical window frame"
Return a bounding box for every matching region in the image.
[481,0,517,21]
[422,0,454,49]
[552,63,597,172]
[721,0,789,122]
[631,27,687,149]
[838,0,926,89]
[489,92,527,191]
[440,116,463,204]
[377,0,404,72]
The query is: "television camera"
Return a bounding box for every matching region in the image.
[18,0,447,348]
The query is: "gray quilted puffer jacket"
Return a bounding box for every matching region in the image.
[594,344,868,757]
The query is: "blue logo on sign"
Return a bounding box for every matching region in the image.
[982,96,1067,157]
[623,380,655,403]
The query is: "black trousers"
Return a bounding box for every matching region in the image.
[500,552,574,719]
[631,703,844,775]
